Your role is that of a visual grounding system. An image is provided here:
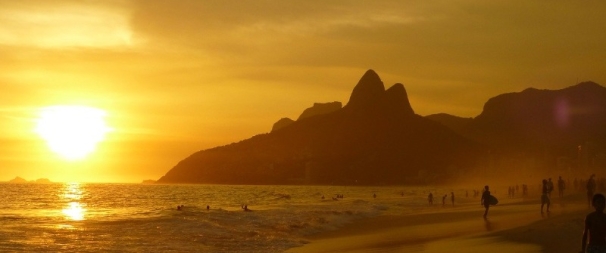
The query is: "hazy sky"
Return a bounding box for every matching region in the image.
[1,0,605,182]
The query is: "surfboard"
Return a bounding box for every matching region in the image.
[488,195,498,205]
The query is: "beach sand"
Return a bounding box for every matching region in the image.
[286,192,589,253]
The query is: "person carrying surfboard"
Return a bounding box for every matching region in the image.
[481,185,492,219]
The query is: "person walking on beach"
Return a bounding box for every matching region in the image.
[541,179,551,213]
[442,194,447,206]
[428,193,433,205]
[481,185,491,219]
[588,174,597,208]
[581,193,606,253]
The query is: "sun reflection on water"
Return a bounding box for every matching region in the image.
[61,183,86,221]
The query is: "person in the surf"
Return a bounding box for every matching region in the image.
[480,185,491,219]
[428,192,433,205]
[581,193,606,253]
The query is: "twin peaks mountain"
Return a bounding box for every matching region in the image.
[158,70,606,185]
[158,70,479,185]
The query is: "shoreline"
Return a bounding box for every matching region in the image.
[286,193,589,253]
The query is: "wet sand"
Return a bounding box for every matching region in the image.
[286,193,589,253]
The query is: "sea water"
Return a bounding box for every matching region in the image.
[0,183,464,252]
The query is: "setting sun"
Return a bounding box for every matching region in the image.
[35,105,111,160]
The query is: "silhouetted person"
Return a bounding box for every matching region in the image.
[581,193,606,253]
[558,176,566,198]
[481,186,491,219]
[541,179,550,213]
[588,174,597,208]
[428,193,433,205]
[373,193,376,199]
[207,205,210,211]
[451,192,455,206]
[442,194,447,206]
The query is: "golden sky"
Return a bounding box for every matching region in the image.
[1,0,605,182]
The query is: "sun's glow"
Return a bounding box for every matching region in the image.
[35,105,111,160]
[61,183,86,221]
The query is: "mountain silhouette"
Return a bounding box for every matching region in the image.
[271,102,342,132]
[297,102,342,121]
[425,113,472,137]
[427,81,606,170]
[157,70,481,185]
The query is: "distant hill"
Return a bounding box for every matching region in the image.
[34,178,52,184]
[270,102,342,133]
[6,177,53,183]
[158,70,482,185]
[8,176,27,183]
[297,102,342,121]
[427,81,606,171]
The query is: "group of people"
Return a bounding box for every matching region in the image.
[526,174,604,253]
[481,174,605,253]
[574,175,606,194]
[427,192,455,206]
[581,174,606,253]
[506,184,529,198]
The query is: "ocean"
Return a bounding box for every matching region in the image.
[0,183,464,252]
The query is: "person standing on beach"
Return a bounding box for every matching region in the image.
[442,194,447,206]
[581,193,606,253]
[541,179,551,213]
[588,174,597,208]
[428,193,433,205]
[558,176,566,198]
[480,185,491,219]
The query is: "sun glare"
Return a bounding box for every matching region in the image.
[35,105,111,160]
[61,183,86,221]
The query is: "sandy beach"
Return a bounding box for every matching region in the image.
[286,191,590,253]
